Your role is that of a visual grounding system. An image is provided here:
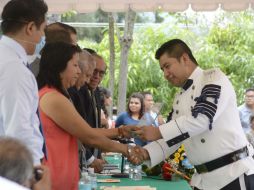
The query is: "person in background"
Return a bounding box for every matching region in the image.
[46,22,77,44]
[78,49,107,170]
[142,91,165,127]
[132,39,254,190]
[37,42,142,190]
[68,50,96,118]
[99,87,113,129]
[0,137,51,190]
[246,115,254,149]
[30,22,77,77]
[68,50,104,173]
[115,92,148,146]
[0,0,47,165]
[0,176,29,190]
[238,88,254,133]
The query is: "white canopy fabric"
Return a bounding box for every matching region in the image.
[0,0,253,14]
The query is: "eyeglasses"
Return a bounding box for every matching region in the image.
[93,69,106,77]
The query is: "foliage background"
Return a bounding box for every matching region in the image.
[77,11,254,116]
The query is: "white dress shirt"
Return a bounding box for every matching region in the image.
[0,176,29,190]
[0,35,44,165]
[144,67,254,190]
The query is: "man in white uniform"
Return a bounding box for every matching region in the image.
[0,0,48,165]
[134,39,254,190]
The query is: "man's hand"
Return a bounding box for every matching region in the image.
[126,145,150,165]
[133,126,162,141]
[32,165,51,190]
[119,125,138,139]
[90,158,106,173]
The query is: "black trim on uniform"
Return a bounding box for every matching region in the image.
[194,146,249,174]
[192,84,221,130]
[166,132,190,147]
[166,109,174,122]
[194,174,254,190]
[182,79,193,91]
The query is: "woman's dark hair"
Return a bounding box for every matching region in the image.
[1,0,48,34]
[99,87,111,118]
[37,42,81,97]
[127,92,145,119]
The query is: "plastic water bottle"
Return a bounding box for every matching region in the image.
[88,168,97,190]
[124,158,130,174]
[79,172,92,190]
[129,164,142,180]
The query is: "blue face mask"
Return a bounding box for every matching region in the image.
[34,36,46,55]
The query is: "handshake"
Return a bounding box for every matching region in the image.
[125,144,149,165]
[118,125,162,165]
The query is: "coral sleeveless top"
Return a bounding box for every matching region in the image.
[39,86,79,190]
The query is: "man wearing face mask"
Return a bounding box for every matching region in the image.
[29,22,77,77]
[0,0,48,165]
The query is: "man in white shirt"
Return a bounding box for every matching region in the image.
[0,0,48,165]
[142,91,165,127]
[134,39,254,190]
[0,176,29,190]
[238,88,254,133]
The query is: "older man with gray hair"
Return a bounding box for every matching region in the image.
[0,137,50,190]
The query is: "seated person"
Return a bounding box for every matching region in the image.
[115,92,147,146]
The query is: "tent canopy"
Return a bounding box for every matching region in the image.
[0,0,253,14]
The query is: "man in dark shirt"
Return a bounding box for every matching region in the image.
[69,50,108,172]
[80,52,107,156]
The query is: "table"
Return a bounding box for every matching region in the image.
[98,154,192,190]
[97,175,192,190]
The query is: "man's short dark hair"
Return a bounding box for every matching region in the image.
[47,22,77,35]
[1,0,48,34]
[155,39,198,65]
[141,91,152,98]
[245,88,254,94]
[45,29,72,44]
[83,48,97,55]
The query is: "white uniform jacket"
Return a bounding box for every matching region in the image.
[144,67,254,190]
[0,35,44,165]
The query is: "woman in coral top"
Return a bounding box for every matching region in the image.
[37,42,143,190]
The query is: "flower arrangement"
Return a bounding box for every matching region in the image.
[142,145,195,181]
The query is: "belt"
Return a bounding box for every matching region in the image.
[194,146,249,174]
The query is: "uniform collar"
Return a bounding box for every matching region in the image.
[182,67,203,91]
[182,79,193,90]
[0,35,28,66]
